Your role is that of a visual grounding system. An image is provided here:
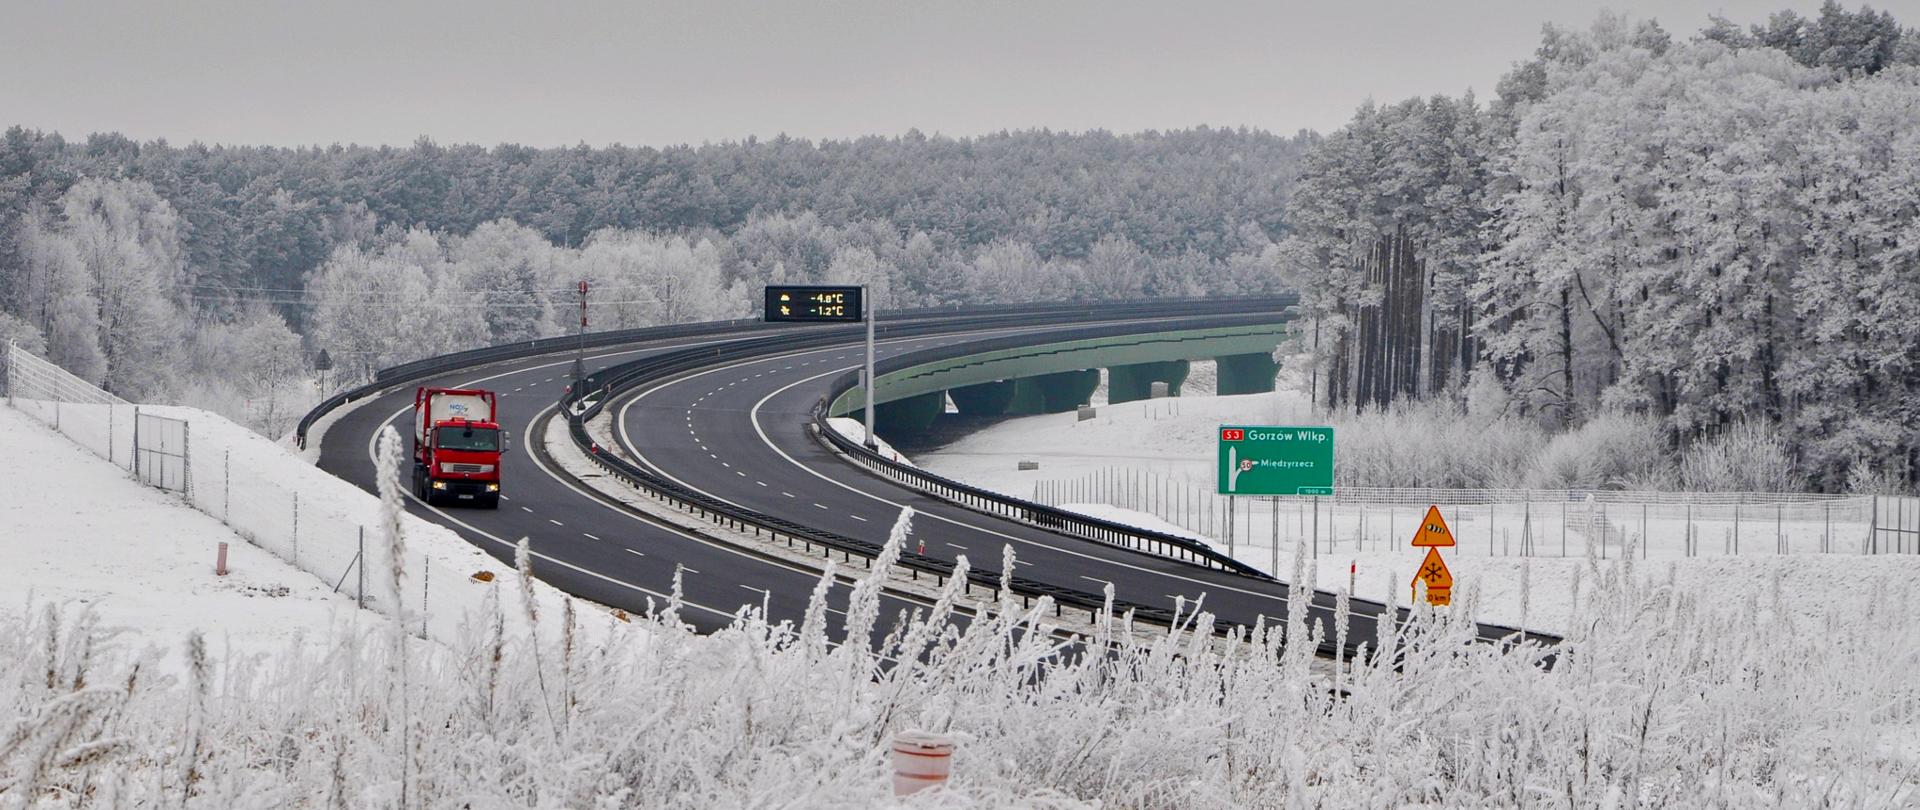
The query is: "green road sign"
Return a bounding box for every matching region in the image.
[1217,425,1334,496]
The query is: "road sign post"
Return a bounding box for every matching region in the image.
[863,285,876,449]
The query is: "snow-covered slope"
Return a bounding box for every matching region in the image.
[0,406,369,674]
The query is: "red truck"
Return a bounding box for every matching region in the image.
[413,387,507,508]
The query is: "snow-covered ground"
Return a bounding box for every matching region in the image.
[915,391,1920,634]
[0,405,372,675]
[5,393,1919,804]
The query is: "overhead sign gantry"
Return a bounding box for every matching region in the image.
[765,284,878,449]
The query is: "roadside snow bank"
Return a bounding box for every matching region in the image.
[917,391,1298,490]
[1053,502,1210,542]
[827,416,914,466]
[9,400,615,657]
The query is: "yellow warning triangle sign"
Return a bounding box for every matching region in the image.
[1409,505,1456,547]
[1412,547,1453,591]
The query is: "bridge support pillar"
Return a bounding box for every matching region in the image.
[949,380,1018,416]
[1213,352,1280,396]
[866,390,947,436]
[1106,359,1189,404]
[1008,369,1099,414]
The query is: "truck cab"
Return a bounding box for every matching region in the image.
[413,387,507,508]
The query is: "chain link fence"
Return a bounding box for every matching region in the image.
[1032,465,1919,561]
[6,343,447,629]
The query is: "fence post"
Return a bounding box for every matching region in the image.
[1686,502,1693,557]
[183,423,192,501]
[1270,496,1279,573]
[132,407,141,479]
[292,493,300,565]
[224,449,231,521]
[357,527,366,609]
[421,555,430,638]
[1875,495,1883,553]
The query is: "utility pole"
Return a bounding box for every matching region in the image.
[863,284,877,450]
[572,280,589,396]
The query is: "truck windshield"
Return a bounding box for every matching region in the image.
[436,426,499,452]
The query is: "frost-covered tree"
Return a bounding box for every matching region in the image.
[8,210,104,383]
[962,239,1053,303]
[449,219,565,343]
[574,230,738,329]
[8,179,188,398]
[303,243,440,383]
[822,245,895,310]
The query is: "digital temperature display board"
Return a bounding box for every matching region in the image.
[764,285,865,323]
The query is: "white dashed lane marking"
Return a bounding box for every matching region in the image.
[813,503,830,510]
[625,548,645,557]
[583,533,600,540]
[521,506,534,513]
[850,515,868,522]
[549,519,564,526]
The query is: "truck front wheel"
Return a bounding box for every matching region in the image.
[481,493,501,509]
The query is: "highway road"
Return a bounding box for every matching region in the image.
[318,307,1552,656]
[609,320,1413,648]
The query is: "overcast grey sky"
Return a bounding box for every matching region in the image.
[0,0,1889,148]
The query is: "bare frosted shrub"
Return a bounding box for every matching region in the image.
[1330,399,1545,489]
[2,554,1915,806]
[1680,420,1803,492]
[1523,412,1670,490]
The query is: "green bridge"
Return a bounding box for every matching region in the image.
[828,323,1290,435]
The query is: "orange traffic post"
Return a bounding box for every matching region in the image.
[892,730,954,796]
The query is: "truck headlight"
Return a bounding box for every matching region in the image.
[431,480,447,490]
[486,483,499,492]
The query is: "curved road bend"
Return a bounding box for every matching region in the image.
[317,334,949,642]
[618,323,1552,649]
